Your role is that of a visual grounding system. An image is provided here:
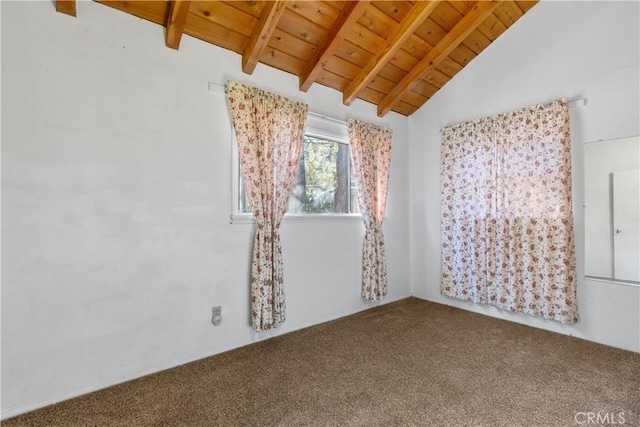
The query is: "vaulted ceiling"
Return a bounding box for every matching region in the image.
[56,0,538,117]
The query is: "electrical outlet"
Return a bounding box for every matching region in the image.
[211,306,222,326]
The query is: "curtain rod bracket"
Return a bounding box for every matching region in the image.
[568,98,587,108]
[208,82,226,94]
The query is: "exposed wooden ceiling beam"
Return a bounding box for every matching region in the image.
[377,0,501,117]
[299,1,369,92]
[242,1,288,75]
[56,0,76,17]
[343,1,439,106]
[165,0,191,50]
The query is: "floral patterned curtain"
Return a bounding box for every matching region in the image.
[440,99,579,323]
[226,81,308,331]
[348,119,392,301]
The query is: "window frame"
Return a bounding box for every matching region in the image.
[230,113,362,224]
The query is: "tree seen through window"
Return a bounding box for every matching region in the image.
[240,135,359,214]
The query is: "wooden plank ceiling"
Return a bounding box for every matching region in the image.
[58,0,538,117]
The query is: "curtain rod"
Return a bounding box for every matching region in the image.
[212,82,588,117]
[209,82,348,125]
[308,111,347,126]
[569,98,587,108]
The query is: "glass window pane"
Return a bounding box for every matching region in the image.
[240,133,357,214]
[290,136,353,214]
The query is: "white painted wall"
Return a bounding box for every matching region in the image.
[409,1,640,353]
[0,1,411,417]
[4,0,639,419]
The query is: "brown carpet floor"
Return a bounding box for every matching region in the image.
[3,298,639,427]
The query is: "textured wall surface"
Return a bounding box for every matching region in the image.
[1,1,411,417]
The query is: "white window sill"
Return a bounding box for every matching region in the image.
[230,213,362,224]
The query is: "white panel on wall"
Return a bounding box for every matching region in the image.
[584,136,640,280]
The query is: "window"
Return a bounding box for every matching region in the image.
[232,113,361,221]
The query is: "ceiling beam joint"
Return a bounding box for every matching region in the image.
[299,1,369,93]
[166,0,191,50]
[343,0,439,106]
[56,0,76,17]
[242,1,288,75]
[377,0,502,117]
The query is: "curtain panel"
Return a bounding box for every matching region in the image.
[348,119,392,301]
[440,99,579,323]
[227,81,309,331]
